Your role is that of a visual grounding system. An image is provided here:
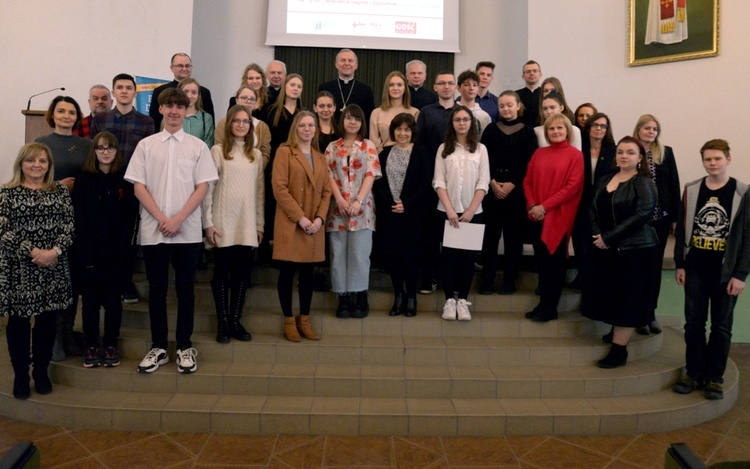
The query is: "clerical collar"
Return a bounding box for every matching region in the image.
[338,77,354,84]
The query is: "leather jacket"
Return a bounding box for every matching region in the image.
[590,173,658,251]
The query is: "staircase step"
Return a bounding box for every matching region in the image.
[0,358,737,436]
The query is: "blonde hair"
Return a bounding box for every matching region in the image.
[633,114,664,164]
[5,143,58,191]
[282,111,319,153]
[543,114,574,145]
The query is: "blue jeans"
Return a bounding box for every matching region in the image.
[142,243,201,350]
[329,230,372,293]
[683,266,737,383]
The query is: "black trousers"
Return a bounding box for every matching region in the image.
[277,261,314,317]
[6,311,56,377]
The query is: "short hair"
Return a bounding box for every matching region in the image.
[45,96,82,128]
[476,61,495,71]
[5,142,57,191]
[171,52,191,64]
[543,113,574,144]
[388,113,418,143]
[616,136,652,178]
[434,70,455,82]
[583,112,615,148]
[221,105,255,162]
[338,104,367,139]
[700,139,731,159]
[158,88,189,107]
[84,131,123,174]
[336,48,358,63]
[380,71,411,111]
[457,70,479,86]
[178,77,203,110]
[89,84,110,94]
[234,84,256,100]
[267,60,287,73]
[112,73,136,89]
[405,59,426,71]
[284,110,319,153]
[522,60,541,73]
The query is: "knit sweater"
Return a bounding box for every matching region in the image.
[523,141,584,254]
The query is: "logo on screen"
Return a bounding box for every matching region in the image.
[395,22,417,34]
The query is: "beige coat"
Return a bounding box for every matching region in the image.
[271,145,332,262]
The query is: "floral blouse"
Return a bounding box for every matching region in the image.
[325,137,382,232]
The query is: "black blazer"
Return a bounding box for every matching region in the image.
[591,173,658,251]
[653,146,681,223]
[373,143,434,256]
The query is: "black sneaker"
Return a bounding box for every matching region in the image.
[498,282,517,295]
[672,375,701,394]
[103,346,120,367]
[83,347,102,368]
[704,381,724,400]
[123,282,139,304]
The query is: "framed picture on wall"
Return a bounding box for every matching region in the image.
[628,0,719,66]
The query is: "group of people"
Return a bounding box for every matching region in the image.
[1,51,747,404]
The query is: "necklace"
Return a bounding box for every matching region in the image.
[337,79,355,112]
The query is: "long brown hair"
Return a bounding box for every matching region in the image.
[178,77,203,111]
[441,106,478,158]
[632,114,665,164]
[241,63,268,109]
[221,106,255,161]
[379,71,411,111]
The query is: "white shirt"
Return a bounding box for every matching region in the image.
[433,142,490,214]
[125,129,218,245]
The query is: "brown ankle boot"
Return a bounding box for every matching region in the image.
[283,317,302,342]
[296,315,320,340]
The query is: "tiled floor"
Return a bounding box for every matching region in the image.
[0,345,746,468]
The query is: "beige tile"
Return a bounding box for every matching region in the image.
[314,376,361,397]
[362,317,403,336]
[212,394,267,413]
[111,409,162,432]
[210,412,261,434]
[275,341,320,364]
[74,408,113,430]
[162,410,212,433]
[599,414,639,435]
[401,316,443,336]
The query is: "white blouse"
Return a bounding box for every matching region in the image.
[433,142,490,214]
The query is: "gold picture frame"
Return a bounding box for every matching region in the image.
[628,0,719,66]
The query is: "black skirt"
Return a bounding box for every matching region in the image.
[582,245,658,327]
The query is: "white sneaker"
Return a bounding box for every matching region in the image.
[176,348,198,374]
[442,298,457,320]
[456,299,472,321]
[138,348,168,373]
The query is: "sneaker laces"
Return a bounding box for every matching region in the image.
[144,348,164,361]
[178,348,198,363]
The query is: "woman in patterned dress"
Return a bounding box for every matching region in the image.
[0,143,74,399]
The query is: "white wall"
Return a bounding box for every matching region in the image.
[527,0,750,185]
[0,0,195,182]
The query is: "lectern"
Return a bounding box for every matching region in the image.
[22,110,48,143]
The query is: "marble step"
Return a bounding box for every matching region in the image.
[0,358,737,436]
[50,330,681,399]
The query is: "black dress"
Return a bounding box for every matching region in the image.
[583,175,658,327]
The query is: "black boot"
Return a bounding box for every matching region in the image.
[404,295,417,317]
[351,291,369,319]
[32,312,56,395]
[229,281,252,341]
[389,293,404,316]
[597,343,628,369]
[602,327,614,344]
[336,293,350,318]
[211,280,231,343]
[7,318,31,400]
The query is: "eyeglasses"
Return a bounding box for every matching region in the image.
[172,64,193,69]
[95,146,115,153]
[232,119,252,126]
[237,96,257,103]
[435,81,455,86]
[590,123,609,129]
[452,117,472,123]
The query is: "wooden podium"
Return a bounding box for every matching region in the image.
[22,110,48,143]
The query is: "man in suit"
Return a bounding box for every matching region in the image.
[149,53,214,130]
